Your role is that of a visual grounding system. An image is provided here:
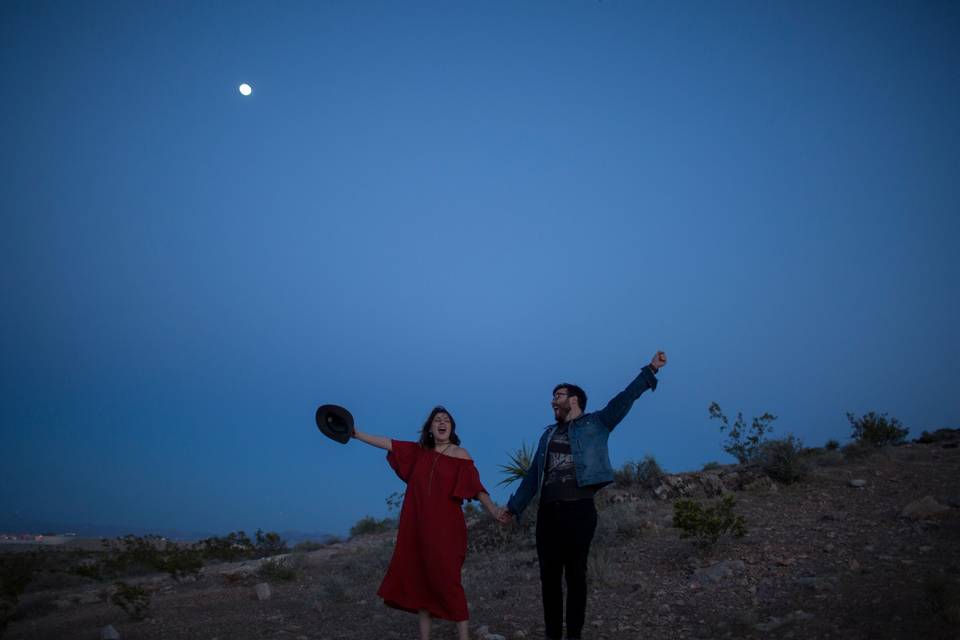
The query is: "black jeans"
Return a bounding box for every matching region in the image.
[536,498,598,639]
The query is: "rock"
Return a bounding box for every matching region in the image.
[101,625,121,640]
[513,631,527,639]
[255,582,272,601]
[694,560,745,583]
[849,479,867,488]
[901,496,951,520]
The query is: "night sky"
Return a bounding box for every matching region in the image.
[2,1,958,537]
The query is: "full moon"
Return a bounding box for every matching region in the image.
[238,83,252,96]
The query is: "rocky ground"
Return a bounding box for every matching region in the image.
[4,435,959,640]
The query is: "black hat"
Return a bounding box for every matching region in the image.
[315,404,355,444]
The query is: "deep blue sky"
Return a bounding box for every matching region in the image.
[2,1,958,538]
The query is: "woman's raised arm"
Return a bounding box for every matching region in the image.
[352,429,393,451]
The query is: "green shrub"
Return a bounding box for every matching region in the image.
[709,402,777,464]
[111,581,150,620]
[847,411,909,447]
[349,516,394,538]
[824,439,840,451]
[673,494,747,546]
[292,540,326,553]
[701,461,723,471]
[757,435,809,484]
[498,442,533,486]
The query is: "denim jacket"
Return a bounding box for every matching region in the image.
[506,366,658,517]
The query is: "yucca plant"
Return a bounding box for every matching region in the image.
[498,441,533,486]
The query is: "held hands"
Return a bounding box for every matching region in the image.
[650,350,667,372]
[486,505,513,525]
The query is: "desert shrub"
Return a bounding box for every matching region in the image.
[154,545,203,580]
[498,441,533,486]
[701,461,723,471]
[613,461,638,486]
[847,411,909,447]
[385,490,406,514]
[825,439,840,451]
[253,530,288,558]
[463,502,480,518]
[757,435,809,484]
[199,531,255,562]
[615,455,666,487]
[257,555,302,583]
[636,455,666,486]
[673,495,747,546]
[111,581,150,620]
[293,540,325,553]
[709,402,776,464]
[349,516,394,538]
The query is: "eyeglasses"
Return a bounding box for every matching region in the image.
[552,392,570,400]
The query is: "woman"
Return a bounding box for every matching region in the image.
[352,406,503,640]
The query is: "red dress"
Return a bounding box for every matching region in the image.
[377,440,487,622]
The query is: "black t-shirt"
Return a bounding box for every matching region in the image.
[540,422,600,504]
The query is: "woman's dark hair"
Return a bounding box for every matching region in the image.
[553,383,587,411]
[418,406,460,449]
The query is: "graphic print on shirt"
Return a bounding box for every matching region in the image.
[544,426,578,487]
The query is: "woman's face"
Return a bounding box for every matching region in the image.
[430,412,453,443]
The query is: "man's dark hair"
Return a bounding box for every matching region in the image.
[418,406,461,449]
[553,383,587,411]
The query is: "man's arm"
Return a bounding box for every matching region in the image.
[594,351,667,431]
[505,433,548,520]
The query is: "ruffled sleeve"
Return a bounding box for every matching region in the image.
[386,440,421,483]
[451,461,488,501]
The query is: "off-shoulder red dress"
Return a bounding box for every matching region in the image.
[377,440,487,622]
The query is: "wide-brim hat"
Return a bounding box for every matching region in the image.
[315,404,354,444]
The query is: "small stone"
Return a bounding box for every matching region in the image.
[919,545,933,553]
[101,625,121,640]
[901,496,950,520]
[513,632,527,639]
[255,582,272,601]
[848,559,861,572]
[849,479,867,488]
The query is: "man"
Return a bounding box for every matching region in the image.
[503,351,667,640]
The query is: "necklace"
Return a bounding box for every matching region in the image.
[428,443,453,494]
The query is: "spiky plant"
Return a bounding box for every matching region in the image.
[498,441,533,486]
